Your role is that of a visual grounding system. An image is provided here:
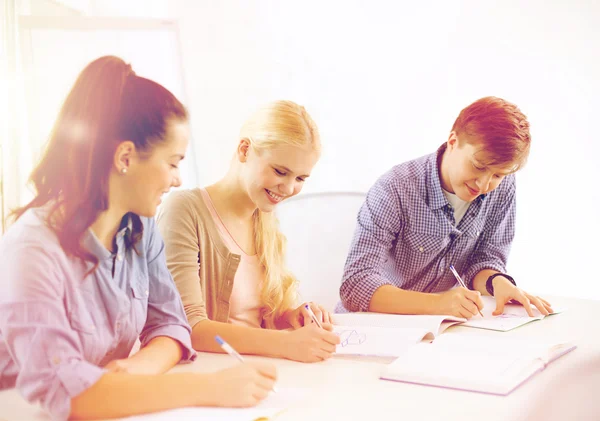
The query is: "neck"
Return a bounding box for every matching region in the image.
[438,147,453,193]
[90,206,127,252]
[207,170,256,222]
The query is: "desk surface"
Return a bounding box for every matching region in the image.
[1,295,599,421]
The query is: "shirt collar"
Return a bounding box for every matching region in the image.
[83,213,132,260]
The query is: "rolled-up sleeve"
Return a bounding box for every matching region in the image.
[464,175,517,287]
[157,191,208,328]
[141,218,196,363]
[339,172,404,312]
[0,245,105,420]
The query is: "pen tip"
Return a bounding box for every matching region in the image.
[215,335,224,345]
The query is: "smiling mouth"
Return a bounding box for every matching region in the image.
[265,189,284,203]
[466,184,480,195]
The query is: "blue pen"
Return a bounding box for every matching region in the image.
[449,265,484,317]
[215,335,278,393]
[304,304,323,329]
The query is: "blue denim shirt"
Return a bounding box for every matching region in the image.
[0,207,196,420]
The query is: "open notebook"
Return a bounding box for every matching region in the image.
[461,296,564,332]
[380,334,576,395]
[121,388,304,421]
[331,313,465,357]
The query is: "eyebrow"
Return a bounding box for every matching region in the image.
[274,164,310,178]
[473,160,512,176]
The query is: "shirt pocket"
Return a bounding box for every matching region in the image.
[69,292,103,363]
[401,230,449,270]
[130,277,149,334]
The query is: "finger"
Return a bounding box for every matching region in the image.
[514,293,534,317]
[458,307,473,319]
[312,347,332,361]
[321,323,335,332]
[493,296,507,316]
[255,373,277,392]
[310,302,324,323]
[251,387,270,402]
[254,363,278,381]
[460,297,479,316]
[464,288,482,304]
[322,308,332,324]
[289,315,303,329]
[540,297,552,307]
[318,339,337,353]
[544,302,554,314]
[528,295,549,316]
[299,306,313,326]
[319,330,341,345]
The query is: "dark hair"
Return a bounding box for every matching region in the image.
[12,55,188,267]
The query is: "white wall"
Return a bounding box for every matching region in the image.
[173,0,600,300]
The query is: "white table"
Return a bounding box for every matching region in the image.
[1,296,599,421]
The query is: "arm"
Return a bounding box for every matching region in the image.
[339,173,403,312]
[70,371,219,420]
[135,217,196,369]
[369,285,440,314]
[191,319,286,357]
[465,177,552,316]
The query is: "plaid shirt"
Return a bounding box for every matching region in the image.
[338,145,516,312]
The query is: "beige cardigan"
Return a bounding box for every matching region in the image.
[156,188,242,328]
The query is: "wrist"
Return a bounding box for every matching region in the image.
[487,273,516,296]
[269,329,289,359]
[427,293,443,315]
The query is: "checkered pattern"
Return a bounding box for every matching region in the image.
[338,145,516,312]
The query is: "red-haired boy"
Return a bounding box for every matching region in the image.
[338,97,553,318]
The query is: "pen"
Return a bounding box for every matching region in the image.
[448,265,484,317]
[304,304,323,329]
[215,335,278,393]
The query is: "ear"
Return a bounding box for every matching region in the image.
[447,131,459,151]
[114,140,136,174]
[236,138,251,163]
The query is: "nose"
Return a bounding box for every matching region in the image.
[172,173,182,188]
[475,173,493,193]
[280,179,295,196]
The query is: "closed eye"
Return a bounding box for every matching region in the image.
[274,168,286,176]
[472,163,485,171]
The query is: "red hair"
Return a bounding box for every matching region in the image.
[452,96,530,171]
[12,56,188,268]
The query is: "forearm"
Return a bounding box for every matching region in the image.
[368,285,440,314]
[191,319,286,358]
[70,371,214,420]
[127,336,183,375]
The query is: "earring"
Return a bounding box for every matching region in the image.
[121,168,128,174]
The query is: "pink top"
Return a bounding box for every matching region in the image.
[199,189,264,328]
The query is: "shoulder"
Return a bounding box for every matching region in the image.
[0,209,68,299]
[371,152,433,199]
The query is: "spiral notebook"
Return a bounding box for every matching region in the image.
[380,334,576,395]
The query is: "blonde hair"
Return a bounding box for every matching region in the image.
[240,100,320,320]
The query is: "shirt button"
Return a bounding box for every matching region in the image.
[476,231,480,236]
[145,290,149,296]
[116,322,121,329]
[418,246,424,253]
[117,254,123,261]
[52,356,61,365]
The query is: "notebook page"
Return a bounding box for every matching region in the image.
[462,296,565,332]
[121,387,305,421]
[333,325,429,357]
[381,334,554,394]
[332,313,466,337]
